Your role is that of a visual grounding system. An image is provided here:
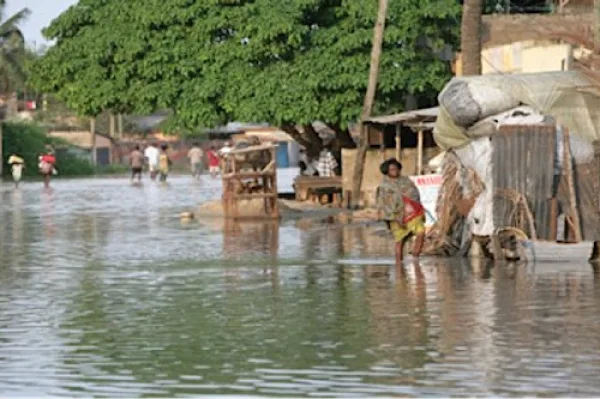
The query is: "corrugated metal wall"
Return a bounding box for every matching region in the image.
[492,125,556,240]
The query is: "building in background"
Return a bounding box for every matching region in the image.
[48,130,115,166]
[454,6,593,76]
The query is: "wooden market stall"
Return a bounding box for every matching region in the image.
[221,143,280,220]
[342,107,441,207]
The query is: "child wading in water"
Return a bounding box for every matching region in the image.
[158,143,172,182]
[377,158,426,265]
[8,154,25,188]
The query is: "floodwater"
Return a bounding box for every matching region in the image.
[1,172,600,397]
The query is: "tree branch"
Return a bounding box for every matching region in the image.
[303,123,321,144]
[281,124,311,148]
[327,123,356,148]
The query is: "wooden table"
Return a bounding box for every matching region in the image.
[294,176,343,204]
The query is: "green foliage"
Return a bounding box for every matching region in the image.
[0,2,31,94]
[30,0,460,130]
[95,163,129,175]
[1,122,94,178]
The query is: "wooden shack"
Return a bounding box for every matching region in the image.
[342,107,441,207]
[221,143,280,220]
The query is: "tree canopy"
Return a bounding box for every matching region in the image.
[0,0,30,95]
[30,0,459,142]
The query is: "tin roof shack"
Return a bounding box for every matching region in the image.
[341,107,441,208]
[234,127,300,168]
[429,71,600,259]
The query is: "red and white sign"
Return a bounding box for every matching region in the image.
[409,173,442,227]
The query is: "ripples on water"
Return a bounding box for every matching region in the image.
[1,176,600,397]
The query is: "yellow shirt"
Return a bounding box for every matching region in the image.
[159,153,170,173]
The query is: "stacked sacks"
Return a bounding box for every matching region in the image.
[430,71,600,254]
[435,71,600,150]
[438,78,520,128]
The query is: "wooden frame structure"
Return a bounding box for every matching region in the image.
[365,107,439,175]
[221,143,280,220]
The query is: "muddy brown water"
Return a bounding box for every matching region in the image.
[1,175,600,397]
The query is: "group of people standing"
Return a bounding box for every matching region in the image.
[129,142,172,183]
[298,145,339,177]
[128,141,233,182]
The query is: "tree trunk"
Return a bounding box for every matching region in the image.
[90,117,97,167]
[281,124,322,158]
[6,93,18,120]
[326,123,356,149]
[350,0,389,208]
[460,0,483,76]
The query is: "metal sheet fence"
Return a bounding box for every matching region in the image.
[492,125,556,240]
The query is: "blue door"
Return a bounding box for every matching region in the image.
[276,142,289,168]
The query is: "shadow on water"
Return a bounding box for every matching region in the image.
[1,177,600,396]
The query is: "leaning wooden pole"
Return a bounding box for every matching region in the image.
[0,123,3,177]
[350,0,389,208]
[563,129,582,242]
[595,0,600,51]
[90,117,97,167]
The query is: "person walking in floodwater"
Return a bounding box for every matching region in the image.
[144,142,160,181]
[158,143,172,183]
[376,158,426,264]
[187,142,204,179]
[129,145,145,182]
[206,146,220,178]
[8,154,25,188]
[38,147,57,188]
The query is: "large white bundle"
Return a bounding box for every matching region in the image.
[435,71,600,150]
[454,138,495,237]
[466,106,545,139]
[438,80,481,126]
[438,76,519,128]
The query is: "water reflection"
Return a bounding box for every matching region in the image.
[0,178,600,396]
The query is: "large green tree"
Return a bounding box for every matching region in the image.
[30,0,459,154]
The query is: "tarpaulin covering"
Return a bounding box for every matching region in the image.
[434,71,600,150]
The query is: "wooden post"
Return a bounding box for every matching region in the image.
[90,117,97,166]
[118,114,123,139]
[395,124,401,160]
[563,128,582,242]
[550,198,558,241]
[270,147,279,218]
[109,113,116,138]
[417,128,424,175]
[350,0,389,208]
[0,123,3,177]
[222,157,231,218]
[595,0,600,51]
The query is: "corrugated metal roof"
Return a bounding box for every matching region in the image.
[365,107,439,125]
[244,129,294,142]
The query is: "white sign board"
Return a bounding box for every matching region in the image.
[409,174,442,227]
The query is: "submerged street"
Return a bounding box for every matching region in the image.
[1,175,600,397]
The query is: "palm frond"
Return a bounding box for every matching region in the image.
[0,51,26,93]
[0,8,31,38]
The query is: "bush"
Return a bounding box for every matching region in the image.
[95,163,129,175]
[2,122,95,178]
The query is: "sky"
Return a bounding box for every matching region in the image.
[7,0,77,47]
